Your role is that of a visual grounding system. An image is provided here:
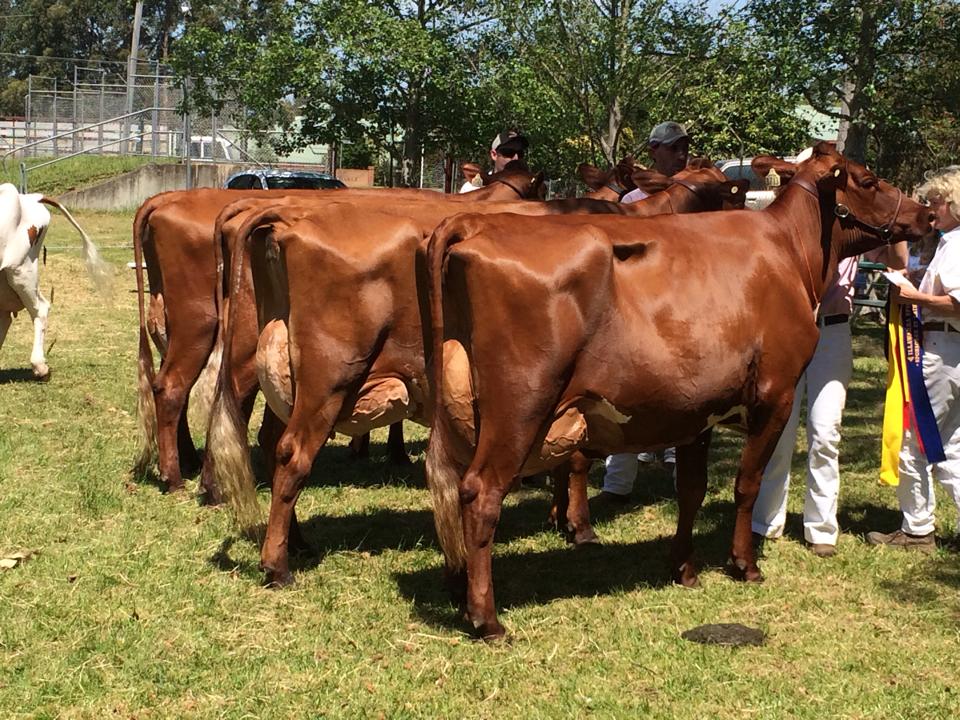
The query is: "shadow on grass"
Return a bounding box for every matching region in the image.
[0,367,43,384]
[394,497,739,632]
[247,436,429,492]
[837,501,902,537]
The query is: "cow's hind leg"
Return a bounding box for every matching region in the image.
[8,262,50,380]
[153,335,213,492]
[671,431,712,587]
[261,394,345,586]
[177,396,201,475]
[257,405,306,554]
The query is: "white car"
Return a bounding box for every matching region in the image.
[717,157,797,211]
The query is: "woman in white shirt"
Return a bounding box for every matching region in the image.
[868,167,960,551]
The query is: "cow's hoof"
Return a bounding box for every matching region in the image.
[673,562,701,589]
[474,619,507,642]
[569,525,601,546]
[727,558,764,583]
[32,365,51,382]
[163,478,186,494]
[197,488,224,507]
[263,568,295,588]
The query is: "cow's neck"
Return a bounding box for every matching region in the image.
[770,181,836,311]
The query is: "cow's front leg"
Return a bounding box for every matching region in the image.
[564,452,599,545]
[387,421,411,466]
[671,431,712,587]
[729,398,795,582]
[0,312,12,353]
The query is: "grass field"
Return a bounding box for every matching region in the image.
[1,211,959,719]
[1,156,175,196]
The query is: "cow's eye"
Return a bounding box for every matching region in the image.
[862,177,878,189]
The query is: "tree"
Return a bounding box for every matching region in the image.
[747,0,960,174]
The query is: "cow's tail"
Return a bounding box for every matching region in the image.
[39,197,112,293]
[131,197,161,477]
[206,205,296,535]
[188,200,259,436]
[424,217,469,571]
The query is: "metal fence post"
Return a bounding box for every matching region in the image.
[98,70,105,153]
[52,78,58,156]
[19,162,27,193]
[72,66,79,153]
[152,64,160,157]
[25,76,31,157]
[183,80,192,189]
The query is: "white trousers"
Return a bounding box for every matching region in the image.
[602,448,676,495]
[896,331,960,536]
[752,321,852,545]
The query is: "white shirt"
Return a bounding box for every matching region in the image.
[620,188,649,204]
[459,179,482,194]
[920,227,960,330]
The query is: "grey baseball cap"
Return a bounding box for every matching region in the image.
[648,121,689,146]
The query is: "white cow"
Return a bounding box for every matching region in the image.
[0,183,110,379]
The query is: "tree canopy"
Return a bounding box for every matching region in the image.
[1,0,957,186]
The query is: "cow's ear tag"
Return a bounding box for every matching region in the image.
[834,168,841,177]
[730,185,739,194]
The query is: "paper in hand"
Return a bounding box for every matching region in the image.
[883,271,917,291]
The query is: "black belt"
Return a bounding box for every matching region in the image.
[817,314,849,327]
[924,321,958,333]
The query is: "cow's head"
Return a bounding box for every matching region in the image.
[754,145,935,255]
[636,164,748,211]
[834,156,935,253]
[485,159,546,199]
[579,156,637,197]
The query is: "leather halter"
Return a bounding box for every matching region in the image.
[670,177,699,196]
[492,175,527,199]
[604,182,628,200]
[835,186,903,243]
[793,172,903,244]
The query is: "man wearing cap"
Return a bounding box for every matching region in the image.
[598,121,690,502]
[490,130,529,173]
[619,121,690,203]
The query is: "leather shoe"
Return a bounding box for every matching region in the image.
[866,529,936,554]
[594,490,631,506]
[806,542,836,558]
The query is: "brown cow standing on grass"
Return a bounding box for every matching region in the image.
[206,165,747,586]
[424,143,935,639]
[131,165,544,495]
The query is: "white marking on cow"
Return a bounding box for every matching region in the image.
[702,404,748,433]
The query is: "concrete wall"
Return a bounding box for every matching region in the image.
[56,162,244,211]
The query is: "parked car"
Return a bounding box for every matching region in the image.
[224,168,346,190]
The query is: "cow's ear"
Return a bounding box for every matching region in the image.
[615,155,636,188]
[533,170,547,199]
[632,168,670,194]
[687,156,713,169]
[817,161,847,190]
[721,179,749,207]
[579,163,608,190]
[752,156,797,181]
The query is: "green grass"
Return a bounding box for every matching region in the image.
[2,212,959,718]
[1,155,176,196]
